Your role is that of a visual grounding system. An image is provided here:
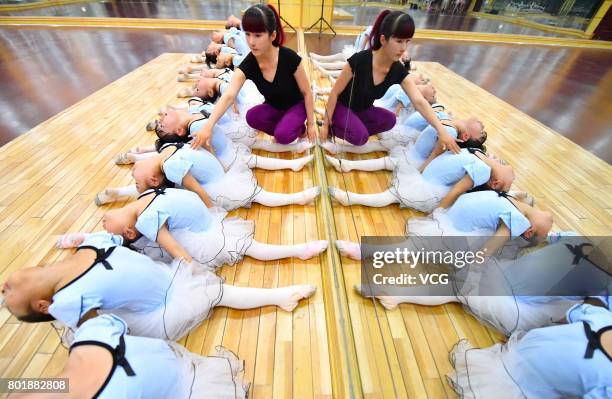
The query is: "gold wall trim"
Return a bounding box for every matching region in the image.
[329,24,612,49]
[470,11,591,38]
[1,16,610,49]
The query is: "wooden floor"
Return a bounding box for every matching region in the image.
[0,33,611,399]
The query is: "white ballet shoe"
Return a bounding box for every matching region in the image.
[324,155,351,173]
[145,120,158,131]
[320,141,338,154]
[56,232,86,249]
[176,73,190,82]
[177,87,193,98]
[114,152,134,165]
[190,55,204,63]
[279,284,316,312]
[508,191,535,207]
[298,240,329,260]
[294,139,314,153]
[328,187,350,206]
[291,154,315,172]
[94,189,119,206]
[299,186,322,205]
[335,240,361,260]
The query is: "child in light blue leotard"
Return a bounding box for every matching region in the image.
[449,303,612,398]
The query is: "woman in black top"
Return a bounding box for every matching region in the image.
[191,4,316,148]
[321,10,460,153]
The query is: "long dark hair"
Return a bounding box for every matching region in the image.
[369,10,415,50]
[241,4,285,47]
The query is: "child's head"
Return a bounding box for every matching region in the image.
[215,53,234,69]
[487,162,515,192]
[370,11,415,61]
[102,206,140,242]
[1,267,56,323]
[211,30,225,44]
[523,209,554,244]
[418,83,436,104]
[206,41,223,56]
[242,4,285,54]
[458,117,487,149]
[194,77,219,101]
[154,107,190,145]
[225,15,242,29]
[132,157,165,194]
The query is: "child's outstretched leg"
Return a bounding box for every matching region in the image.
[328,187,397,207]
[321,141,387,155]
[250,139,313,154]
[309,52,346,62]
[245,240,328,261]
[355,285,458,310]
[95,185,139,206]
[252,187,322,207]
[246,154,314,172]
[114,147,157,165]
[324,155,395,172]
[218,284,316,312]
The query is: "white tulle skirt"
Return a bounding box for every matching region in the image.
[216,141,253,171]
[204,159,261,211]
[377,125,420,150]
[447,338,525,399]
[388,144,427,170]
[133,207,255,270]
[454,262,581,335]
[171,343,249,398]
[388,157,450,212]
[406,208,495,244]
[218,118,260,148]
[111,259,223,341]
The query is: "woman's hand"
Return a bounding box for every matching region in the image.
[439,130,461,154]
[191,123,213,152]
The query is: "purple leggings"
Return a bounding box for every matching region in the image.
[331,103,396,146]
[245,101,306,144]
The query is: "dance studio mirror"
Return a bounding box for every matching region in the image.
[0,0,602,37]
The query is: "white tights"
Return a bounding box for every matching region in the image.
[329,187,397,207]
[217,284,316,312]
[96,185,321,207]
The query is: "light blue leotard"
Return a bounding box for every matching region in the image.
[504,304,612,398]
[161,144,225,187]
[422,149,491,188]
[71,314,186,399]
[48,232,173,328]
[446,190,531,237]
[135,188,212,242]
[413,123,457,160]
